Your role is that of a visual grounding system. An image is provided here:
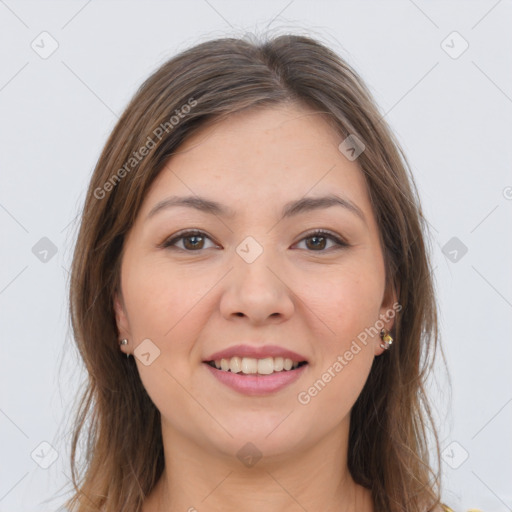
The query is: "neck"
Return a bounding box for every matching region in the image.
[144,420,374,512]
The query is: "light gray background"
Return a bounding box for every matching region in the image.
[1,1,511,511]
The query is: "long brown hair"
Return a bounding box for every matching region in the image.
[64,34,444,512]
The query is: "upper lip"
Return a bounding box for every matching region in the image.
[204,344,308,362]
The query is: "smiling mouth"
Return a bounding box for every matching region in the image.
[205,356,308,376]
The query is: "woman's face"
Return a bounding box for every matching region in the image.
[115,103,396,462]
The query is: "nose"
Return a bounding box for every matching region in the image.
[219,252,295,325]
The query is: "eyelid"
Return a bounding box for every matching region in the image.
[159,229,220,250]
[159,228,349,251]
[292,229,349,250]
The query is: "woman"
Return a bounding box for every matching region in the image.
[65,34,449,511]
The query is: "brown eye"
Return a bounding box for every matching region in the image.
[305,235,327,250]
[162,230,218,251]
[295,230,348,251]
[182,234,205,250]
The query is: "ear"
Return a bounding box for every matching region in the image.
[375,278,400,356]
[114,292,131,355]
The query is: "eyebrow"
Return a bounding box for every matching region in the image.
[146,194,366,223]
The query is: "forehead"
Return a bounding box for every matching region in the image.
[173,103,345,169]
[141,103,373,222]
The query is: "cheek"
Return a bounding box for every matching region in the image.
[311,348,374,424]
[122,262,214,415]
[296,320,375,430]
[122,258,213,340]
[121,259,222,405]
[302,261,384,343]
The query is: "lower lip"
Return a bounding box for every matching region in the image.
[203,363,308,396]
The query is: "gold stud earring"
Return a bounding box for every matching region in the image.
[379,329,393,350]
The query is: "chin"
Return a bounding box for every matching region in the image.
[205,420,311,462]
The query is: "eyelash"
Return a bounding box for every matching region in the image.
[160,229,349,252]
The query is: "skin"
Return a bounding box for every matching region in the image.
[114,102,397,512]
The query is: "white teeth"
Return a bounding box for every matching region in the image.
[230,356,242,373]
[241,357,258,374]
[257,357,274,375]
[211,356,303,374]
